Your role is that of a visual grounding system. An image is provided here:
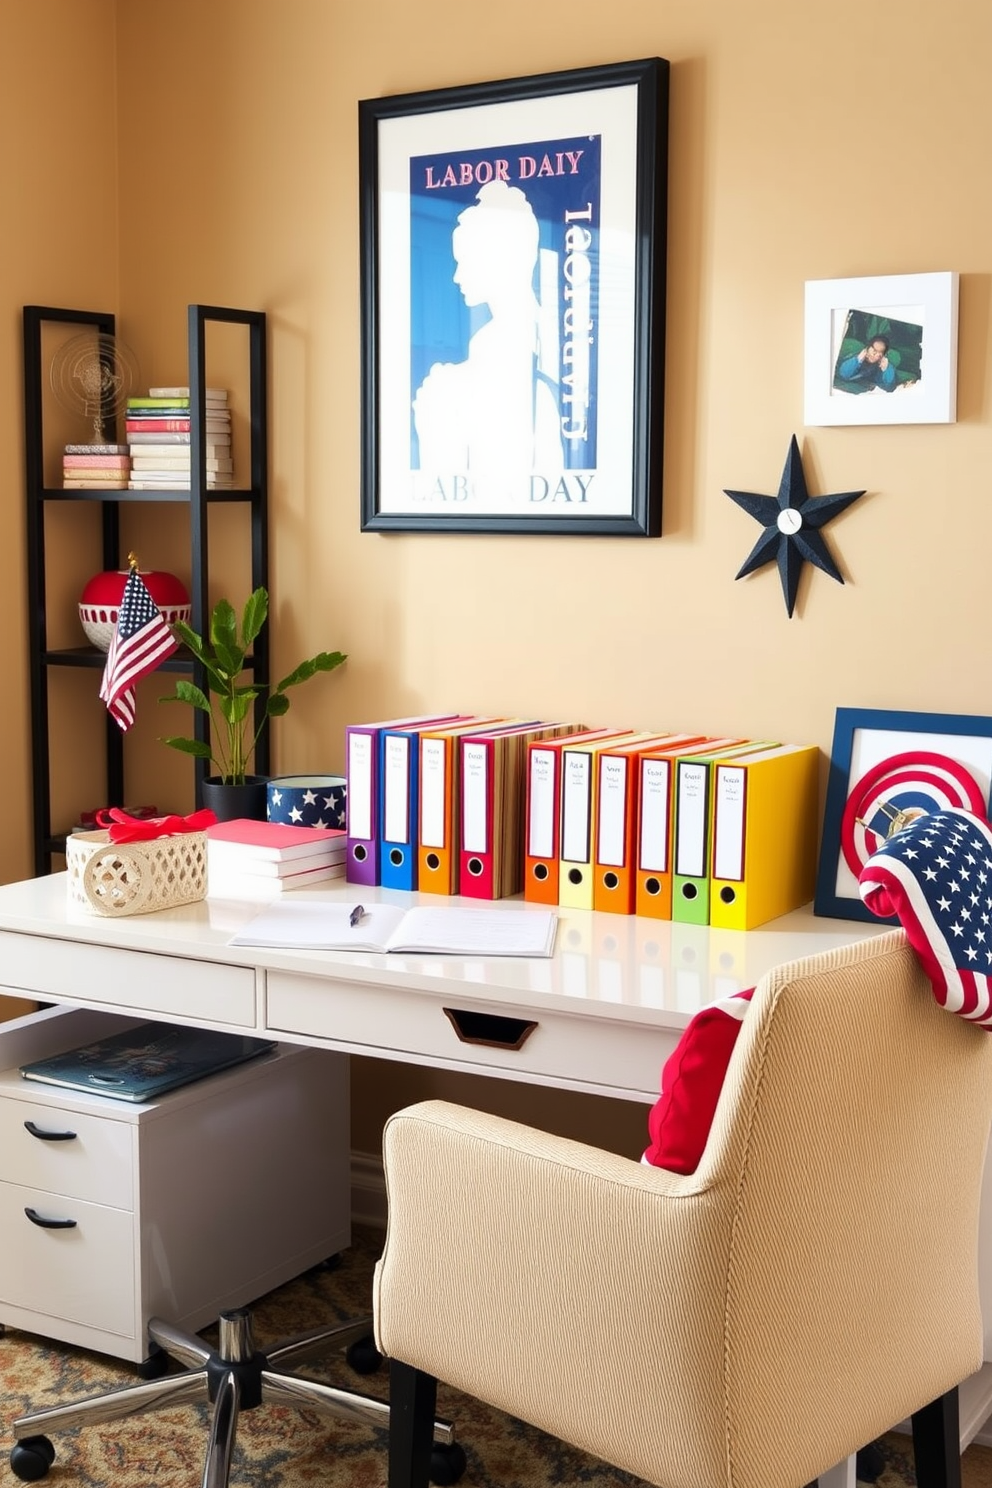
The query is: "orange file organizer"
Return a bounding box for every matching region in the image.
[709,742,819,930]
[524,728,632,905]
[558,733,663,911]
[417,718,508,896]
[460,721,579,900]
[634,737,744,921]
[593,734,707,915]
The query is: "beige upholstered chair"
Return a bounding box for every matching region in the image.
[374,929,992,1488]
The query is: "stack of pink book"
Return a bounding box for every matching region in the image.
[206,819,346,900]
[62,444,131,490]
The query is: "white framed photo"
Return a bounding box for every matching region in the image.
[804,271,958,426]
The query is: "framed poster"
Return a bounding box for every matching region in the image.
[804,271,959,427]
[358,57,669,535]
[814,706,992,922]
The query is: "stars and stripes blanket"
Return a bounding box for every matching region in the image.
[858,807,992,1029]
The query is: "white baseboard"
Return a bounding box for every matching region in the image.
[350,1148,387,1231]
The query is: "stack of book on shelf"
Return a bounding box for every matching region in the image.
[126,387,234,490]
[206,819,346,900]
[62,443,131,490]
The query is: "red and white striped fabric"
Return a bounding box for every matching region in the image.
[858,806,992,1030]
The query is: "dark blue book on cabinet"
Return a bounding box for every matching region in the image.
[20,1022,276,1103]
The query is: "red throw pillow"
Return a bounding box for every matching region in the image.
[858,806,992,1029]
[643,988,754,1173]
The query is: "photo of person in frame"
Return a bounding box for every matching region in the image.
[832,307,924,395]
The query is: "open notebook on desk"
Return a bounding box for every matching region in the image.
[230,901,558,957]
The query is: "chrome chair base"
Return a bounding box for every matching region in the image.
[11,1308,459,1488]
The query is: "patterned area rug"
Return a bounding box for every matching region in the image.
[2,1224,992,1488]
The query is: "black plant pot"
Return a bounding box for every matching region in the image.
[200,775,269,823]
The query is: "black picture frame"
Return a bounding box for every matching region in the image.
[358,57,669,536]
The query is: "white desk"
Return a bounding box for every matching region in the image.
[0,874,880,1100]
[0,875,989,1447]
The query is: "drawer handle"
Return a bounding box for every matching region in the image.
[24,1121,77,1142]
[442,1008,538,1050]
[24,1207,77,1230]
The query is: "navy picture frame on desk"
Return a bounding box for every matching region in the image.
[358,57,669,537]
[814,706,992,923]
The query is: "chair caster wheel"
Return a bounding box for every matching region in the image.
[430,1441,467,1485]
[137,1343,169,1380]
[11,1435,56,1481]
[346,1334,383,1374]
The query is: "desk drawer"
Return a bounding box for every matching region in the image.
[0,931,256,1027]
[0,1180,135,1336]
[266,972,670,1099]
[0,1097,134,1208]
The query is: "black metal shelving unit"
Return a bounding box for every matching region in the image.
[23,304,269,875]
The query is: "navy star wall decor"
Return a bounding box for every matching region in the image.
[724,435,867,617]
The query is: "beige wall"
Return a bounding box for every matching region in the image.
[4,0,991,1152]
[1,1,121,885]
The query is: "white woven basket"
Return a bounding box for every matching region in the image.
[66,829,208,917]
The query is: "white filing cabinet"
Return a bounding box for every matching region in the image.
[0,1004,351,1363]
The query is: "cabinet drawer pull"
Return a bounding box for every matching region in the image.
[24,1120,77,1142]
[442,1008,538,1050]
[24,1207,78,1230]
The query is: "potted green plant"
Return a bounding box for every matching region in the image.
[159,588,346,820]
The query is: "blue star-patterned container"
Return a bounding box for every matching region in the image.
[266,775,347,831]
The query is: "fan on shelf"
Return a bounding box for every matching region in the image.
[50,329,139,443]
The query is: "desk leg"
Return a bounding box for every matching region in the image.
[818,1455,857,1488]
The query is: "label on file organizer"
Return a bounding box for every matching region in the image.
[420,738,446,849]
[348,733,374,838]
[639,758,672,872]
[527,748,557,859]
[675,762,709,877]
[383,735,411,843]
[560,751,592,862]
[597,756,629,867]
[713,765,747,881]
[462,743,489,853]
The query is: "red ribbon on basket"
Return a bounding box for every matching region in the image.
[94,807,217,843]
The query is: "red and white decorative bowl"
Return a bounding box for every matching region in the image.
[78,569,191,651]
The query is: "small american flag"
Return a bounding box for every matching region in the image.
[859,807,992,1029]
[99,568,179,731]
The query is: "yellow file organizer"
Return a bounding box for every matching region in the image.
[708,742,820,930]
